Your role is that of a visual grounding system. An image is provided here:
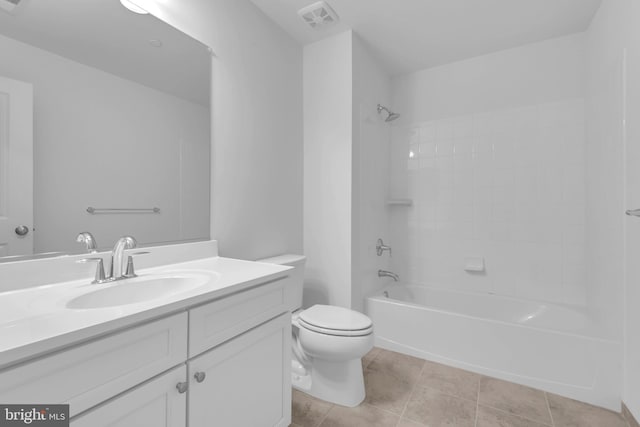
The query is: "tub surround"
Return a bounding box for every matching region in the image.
[0,240,290,369]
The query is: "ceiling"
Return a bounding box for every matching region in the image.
[250,0,603,76]
[0,0,210,106]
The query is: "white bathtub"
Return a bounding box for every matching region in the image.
[366,284,622,410]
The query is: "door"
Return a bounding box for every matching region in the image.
[188,313,292,427]
[70,365,187,427]
[0,75,33,256]
[624,43,640,418]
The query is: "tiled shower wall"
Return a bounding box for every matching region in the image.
[391,99,587,304]
[387,33,587,305]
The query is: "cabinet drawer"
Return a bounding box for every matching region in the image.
[189,278,287,356]
[0,312,187,417]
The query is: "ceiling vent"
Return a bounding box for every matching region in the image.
[0,0,25,15]
[298,1,339,30]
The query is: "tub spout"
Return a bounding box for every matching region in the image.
[378,270,399,282]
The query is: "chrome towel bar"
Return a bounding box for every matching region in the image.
[86,207,160,214]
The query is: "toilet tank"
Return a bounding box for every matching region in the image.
[256,254,306,311]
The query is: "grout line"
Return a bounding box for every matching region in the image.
[396,359,427,424]
[544,392,555,427]
[474,376,481,427]
[365,347,382,369]
[360,403,407,426]
[479,403,554,427]
[342,348,410,427]
[315,403,334,427]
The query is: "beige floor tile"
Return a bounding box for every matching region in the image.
[547,393,629,427]
[292,389,333,427]
[478,377,551,425]
[417,360,480,401]
[318,404,399,427]
[362,347,382,369]
[397,418,427,427]
[364,349,425,414]
[403,386,476,427]
[477,405,552,427]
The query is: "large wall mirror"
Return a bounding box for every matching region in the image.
[0,0,211,260]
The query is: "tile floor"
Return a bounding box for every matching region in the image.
[290,347,630,427]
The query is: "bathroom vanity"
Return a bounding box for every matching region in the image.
[0,241,293,427]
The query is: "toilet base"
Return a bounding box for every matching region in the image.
[293,358,365,407]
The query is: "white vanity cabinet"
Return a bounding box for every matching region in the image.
[0,275,292,427]
[188,313,291,427]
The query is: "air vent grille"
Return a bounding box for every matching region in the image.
[298,1,339,30]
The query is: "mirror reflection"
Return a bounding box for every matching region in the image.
[0,0,211,261]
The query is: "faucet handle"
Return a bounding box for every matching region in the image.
[376,238,392,257]
[124,251,150,278]
[77,257,106,284]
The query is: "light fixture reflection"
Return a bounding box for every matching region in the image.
[120,0,149,14]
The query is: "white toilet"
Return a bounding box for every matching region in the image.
[257,254,374,407]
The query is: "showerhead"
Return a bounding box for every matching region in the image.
[377,104,400,122]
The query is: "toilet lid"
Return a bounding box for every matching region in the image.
[298,305,373,336]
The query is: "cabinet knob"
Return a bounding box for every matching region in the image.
[176,382,188,393]
[15,225,29,236]
[194,371,206,383]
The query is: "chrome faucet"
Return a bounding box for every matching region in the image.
[76,232,98,253]
[77,235,144,284]
[378,269,399,282]
[110,236,137,280]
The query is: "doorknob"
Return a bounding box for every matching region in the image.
[14,225,29,236]
[626,209,640,217]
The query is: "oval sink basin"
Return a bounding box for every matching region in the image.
[67,273,216,309]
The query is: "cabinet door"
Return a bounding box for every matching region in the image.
[0,312,188,417]
[189,313,291,427]
[70,365,187,427]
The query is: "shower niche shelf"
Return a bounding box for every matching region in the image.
[386,199,413,206]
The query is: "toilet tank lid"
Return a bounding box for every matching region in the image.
[256,254,306,266]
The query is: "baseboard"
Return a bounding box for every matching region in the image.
[623,402,640,427]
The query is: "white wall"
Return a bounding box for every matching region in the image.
[390,34,588,304]
[351,35,392,311]
[142,0,303,261]
[587,0,640,420]
[585,0,626,343]
[302,31,391,310]
[303,31,353,308]
[0,33,210,253]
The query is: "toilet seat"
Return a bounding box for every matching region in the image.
[298,305,373,337]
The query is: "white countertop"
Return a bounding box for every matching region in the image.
[0,255,291,370]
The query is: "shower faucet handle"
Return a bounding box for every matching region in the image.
[376,238,392,257]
